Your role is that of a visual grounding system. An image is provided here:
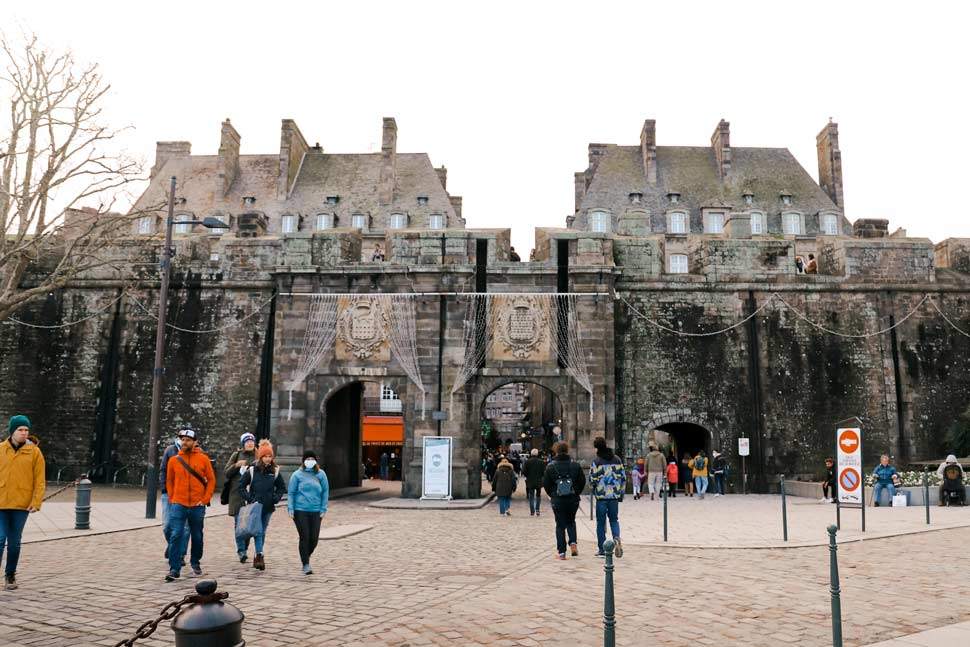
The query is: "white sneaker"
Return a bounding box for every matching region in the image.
[819,498,827,503]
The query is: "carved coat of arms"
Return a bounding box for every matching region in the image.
[494,296,549,359]
[336,297,389,359]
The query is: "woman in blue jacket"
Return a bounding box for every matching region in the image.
[288,450,330,575]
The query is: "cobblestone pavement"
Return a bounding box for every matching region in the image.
[2,485,968,647]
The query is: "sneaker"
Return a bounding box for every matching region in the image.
[569,543,579,557]
[505,511,512,517]
[4,574,17,590]
[613,538,623,558]
[164,570,179,583]
[819,497,828,503]
[302,563,313,575]
[595,552,606,558]
[189,566,203,578]
[239,552,248,563]
[536,511,540,517]
[556,553,567,560]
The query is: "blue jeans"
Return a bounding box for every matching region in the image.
[380,465,389,480]
[873,482,896,505]
[0,509,29,577]
[527,486,542,514]
[498,496,511,514]
[168,504,205,573]
[714,473,726,495]
[694,476,709,496]
[595,499,620,553]
[254,509,274,554]
[161,494,189,558]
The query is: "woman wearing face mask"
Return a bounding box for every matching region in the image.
[287,450,330,575]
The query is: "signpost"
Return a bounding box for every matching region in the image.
[835,419,865,532]
[738,437,750,494]
[420,436,453,500]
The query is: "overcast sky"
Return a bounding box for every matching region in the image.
[9,1,970,252]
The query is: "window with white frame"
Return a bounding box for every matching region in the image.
[429,213,445,230]
[281,214,298,234]
[704,212,725,234]
[821,214,839,235]
[669,212,688,234]
[783,212,802,235]
[174,222,192,234]
[137,217,153,235]
[589,210,611,233]
[750,212,766,235]
[351,213,367,230]
[668,253,689,274]
[316,213,335,230]
[389,213,408,229]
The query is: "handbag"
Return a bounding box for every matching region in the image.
[235,501,264,541]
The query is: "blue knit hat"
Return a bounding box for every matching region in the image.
[8,415,31,435]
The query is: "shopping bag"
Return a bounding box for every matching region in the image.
[235,501,264,541]
[892,493,908,507]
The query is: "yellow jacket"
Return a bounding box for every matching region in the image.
[0,438,46,510]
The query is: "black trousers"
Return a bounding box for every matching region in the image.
[551,499,579,555]
[823,482,835,499]
[293,511,322,565]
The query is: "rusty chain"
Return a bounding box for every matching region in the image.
[113,591,228,646]
[42,478,80,502]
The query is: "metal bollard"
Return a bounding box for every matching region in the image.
[662,476,668,542]
[172,580,245,646]
[602,539,616,647]
[827,525,843,647]
[75,476,92,530]
[780,475,788,542]
[923,468,930,525]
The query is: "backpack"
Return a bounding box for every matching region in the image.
[693,456,706,471]
[554,462,574,497]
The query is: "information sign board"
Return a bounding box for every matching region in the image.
[421,436,453,500]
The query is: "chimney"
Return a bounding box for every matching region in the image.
[817,120,844,209]
[449,195,462,221]
[711,119,731,179]
[379,117,397,205]
[574,172,586,212]
[151,141,191,179]
[435,165,447,191]
[217,118,241,197]
[278,119,309,200]
[640,119,657,185]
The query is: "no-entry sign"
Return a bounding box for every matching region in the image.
[836,426,863,504]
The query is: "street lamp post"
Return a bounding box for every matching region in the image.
[144,176,229,519]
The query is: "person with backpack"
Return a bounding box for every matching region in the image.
[689,451,709,499]
[237,440,286,570]
[288,450,330,575]
[590,436,625,558]
[711,451,728,497]
[224,433,258,562]
[646,445,666,501]
[523,448,546,516]
[164,427,216,582]
[491,456,517,516]
[665,459,679,498]
[542,441,586,560]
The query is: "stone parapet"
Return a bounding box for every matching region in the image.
[818,237,935,282]
[935,238,970,274]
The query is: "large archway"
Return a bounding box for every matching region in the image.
[654,422,711,464]
[480,381,564,456]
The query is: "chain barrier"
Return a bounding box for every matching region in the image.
[42,478,80,502]
[113,590,228,647]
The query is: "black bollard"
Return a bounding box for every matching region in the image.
[662,476,668,542]
[923,468,930,525]
[602,539,616,647]
[827,525,843,647]
[172,580,245,647]
[75,476,92,530]
[780,475,788,542]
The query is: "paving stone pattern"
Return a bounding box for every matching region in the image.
[1,488,969,646]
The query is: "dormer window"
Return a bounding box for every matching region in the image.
[316,213,335,230]
[589,210,611,233]
[750,212,766,235]
[389,213,408,229]
[780,192,793,206]
[783,212,802,235]
[281,214,298,234]
[820,213,839,236]
[417,196,429,206]
[351,213,368,230]
[743,192,754,205]
[667,192,681,204]
[429,213,445,230]
[137,216,153,235]
[326,196,340,205]
[629,192,642,205]
[669,211,688,234]
[704,211,725,234]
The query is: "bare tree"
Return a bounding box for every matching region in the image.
[0,33,153,322]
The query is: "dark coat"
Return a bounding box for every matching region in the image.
[238,462,286,512]
[542,454,586,504]
[224,449,256,517]
[523,456,546,489]
[492,463,517,497]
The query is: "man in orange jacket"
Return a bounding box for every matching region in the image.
[164,427,215,582]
